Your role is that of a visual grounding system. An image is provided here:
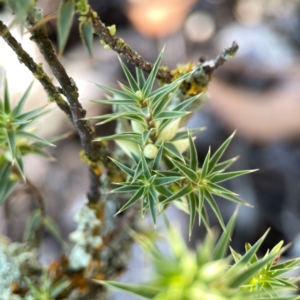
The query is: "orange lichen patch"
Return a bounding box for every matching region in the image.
[11,282,28,297]
[11,282,19,293]
[79,150,103,175]
[84,260,104,279]
[69,272,90,294]
[94,167,102,176]
[88,202,105,221]
[48,255,69,277]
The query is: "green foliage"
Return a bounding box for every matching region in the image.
[1,2,300,300]
[26,270,70,300]
[96,214,300,300]
[0,78,53,201]
[6,0,34,33]
[58,0,75,55]
[88,51,254,235]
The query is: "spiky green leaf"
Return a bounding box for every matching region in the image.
[58,0,75,55]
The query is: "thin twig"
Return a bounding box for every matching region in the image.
[26,11,112,203]
[91,13,172,82]
[0,20,72,119]
[90,11,239,84]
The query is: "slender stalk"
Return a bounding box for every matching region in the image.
[0,20,72,119]
[90,12,172,81]
[26,11,110,203]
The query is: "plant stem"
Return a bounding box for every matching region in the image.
[90,12,172,82]
[27,10,115,203]
[0,20,72,119]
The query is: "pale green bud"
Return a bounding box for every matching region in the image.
[107,25,116,36]
[116,140,139,158]
[135,90,143,99]
[104,44,111,50]
[172,138,192,154]
[143,144,158,159]
[100,39,106,45]
[158,118,181,142]
[131,120,144,133]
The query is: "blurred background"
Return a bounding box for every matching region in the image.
[1,0,300,298]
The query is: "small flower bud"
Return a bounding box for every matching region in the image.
[144,144,158,159]
[158,118,181,142]
[172,138,193,154]
[135,90,143,99]
[131,120,144,133]
[100,39,106,45]
[107,25,116,36]
[104,44,111,50]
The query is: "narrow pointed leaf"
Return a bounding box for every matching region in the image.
[161,185,192,205]
[110,157,135,177]
[228,229,270,275]
[206,182,249,206]
[142,49,164,96]
[230,246,242,263]
[80,20,93,57]
[58,1,75,55]
[94,280,160,299]
[12,80,34,116]
[93,83,134,99]
[5,130,16,157]
[149,72,192,99]
[154,111,190,121]
[141,151,151,179]
[153,176,182,186]
[16,131,55,147]
[213,156,239,173]
[188,133,198,172]
[210,170,257,183]
[23,209,42,241]
[148,190,157,225]
[94,132,142,144]
[17,105,47,121]
[152,144,163,170]
[43,216,66,246]
[173,94,200,112]
[133,160,143,182]
[229,252,278,288]
[200,147,211,179]
[116,186,146,214]
[118,57,139,91]
[198,186,204,225]
[188,192,197,239]
[169,158,197,182]
[213,209,237,260]
[142,129,154,146]
[208,132,235,174]
[136,67,146,90]
[152,91,176,118]
[90,99,138,106]
[164,142,184,161]
[112,185,141,193]
[204,189,226,232]
[118,81,141,100]
[4,78,10,114]
[173,127,206,141]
